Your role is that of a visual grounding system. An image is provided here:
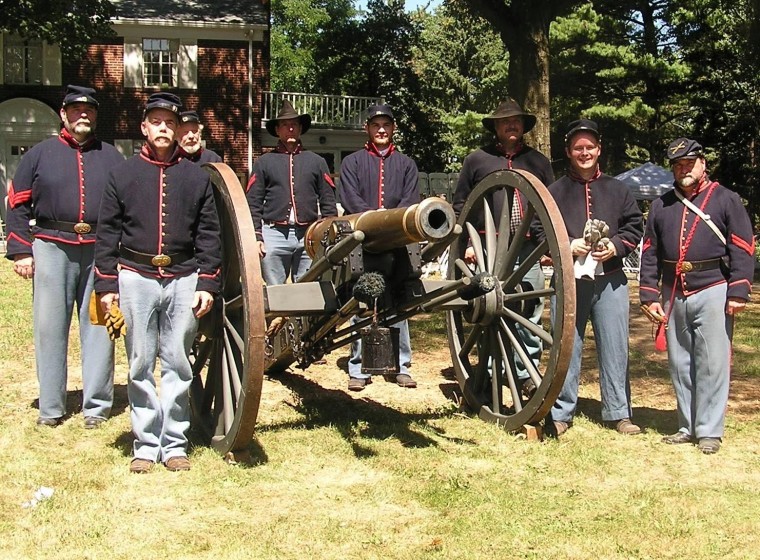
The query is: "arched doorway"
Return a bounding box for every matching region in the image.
[0,97,59,224]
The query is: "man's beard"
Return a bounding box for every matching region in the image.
[677,175,697,189]
[73,122,92,135]
[182,143,201,154]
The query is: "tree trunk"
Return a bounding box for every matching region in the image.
[462,0,580,159]
[499,3,552,157]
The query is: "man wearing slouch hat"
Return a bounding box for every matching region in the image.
[452,99,554,399]
[246,100,337,286]
[5,85,124,429]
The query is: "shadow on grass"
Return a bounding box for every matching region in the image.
[574,395,679,435]
[259,368,455,459]
[31,382,130,420]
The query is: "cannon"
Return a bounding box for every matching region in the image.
[190,163,575,459]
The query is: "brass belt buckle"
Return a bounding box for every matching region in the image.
[73,222,92,234]
[680,261,693,273]
[151,254,172,267]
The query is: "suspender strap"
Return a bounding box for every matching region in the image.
[673,188,726,245]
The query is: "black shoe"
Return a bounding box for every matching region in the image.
[698,438,721,454]
[84,417,105,429]
[36,417,61,427]
[662,432,692,445]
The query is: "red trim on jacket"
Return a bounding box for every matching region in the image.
[731,232,755,256]
[365,142,397,208]
[7,180,31,208]
[6,232,31,247]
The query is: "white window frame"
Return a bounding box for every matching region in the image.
[142,38,178,88]
[0,33,61,86]
[123,36,197,89]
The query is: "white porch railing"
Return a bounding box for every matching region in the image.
[263,91,384,129]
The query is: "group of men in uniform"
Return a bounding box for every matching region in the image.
[6,86,222,473]
[459,102,754,454]
[5,83,755,470]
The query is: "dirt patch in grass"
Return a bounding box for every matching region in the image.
[256,281,760,436]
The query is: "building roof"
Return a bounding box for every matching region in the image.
[110,0,268,26]
[615,162,674,201]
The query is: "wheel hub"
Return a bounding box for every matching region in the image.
[464,273,503,326]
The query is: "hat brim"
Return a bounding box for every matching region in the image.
[482,114,537,134]
[266,115,312,137]
[668,153,703,163]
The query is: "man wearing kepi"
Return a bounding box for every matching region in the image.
[95,92,221,473]
[339,104,419,391]
[639,138,754,455]
[452,99,554,396]
[5,85,123,428]
[177,110,223,165]
[545,119,643,437]
[246,100,337,285]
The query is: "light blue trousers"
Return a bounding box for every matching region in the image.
[119,270,198,462]
[348,317,412,379]
[32,238,114,420]
[513,257,545,379]
[551,270,632,423]
[261,223,312,285]
[664,283,731,439]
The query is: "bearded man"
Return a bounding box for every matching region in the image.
[177,110,222,164]
[5,85,124,429]
[639,138,755,454]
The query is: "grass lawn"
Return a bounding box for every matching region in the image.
[1,263,759,559]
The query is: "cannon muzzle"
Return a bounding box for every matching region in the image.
[305,197,456,258]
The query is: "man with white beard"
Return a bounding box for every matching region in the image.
[640,137,755,454]
[177,111,222,165]
[5,85,124,428]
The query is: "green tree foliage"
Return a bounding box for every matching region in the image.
[457,0,584,156]
[269,0,357,92]
[270,0,445,170]
[0,0,115,58]
[668,0,760,221]
[412,0,509,170]
[550,1,690,172]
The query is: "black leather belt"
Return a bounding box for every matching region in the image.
[36,218,96,234]
[120,246,193,267]
[663,258,721,274]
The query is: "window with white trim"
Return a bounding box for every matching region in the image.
[123,37,197,89]
[3,35,43,85]
[142,38,178,88]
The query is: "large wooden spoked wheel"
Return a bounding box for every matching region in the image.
[191,163,267,457]
[446,169,575,431]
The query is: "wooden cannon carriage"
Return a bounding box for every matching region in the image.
[190,163,575,459]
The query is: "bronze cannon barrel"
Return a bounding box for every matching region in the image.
[304,197,457,258]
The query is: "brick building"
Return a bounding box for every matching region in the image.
[0,0,269,207]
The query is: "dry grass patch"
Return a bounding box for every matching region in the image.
[1,265,760,559]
